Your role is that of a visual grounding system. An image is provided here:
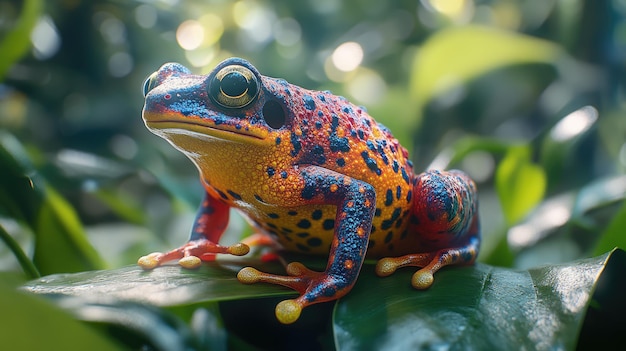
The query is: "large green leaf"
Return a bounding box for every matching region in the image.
[334,249,624,350]
[410,25,560,111]
[23,251,624,349]
[23,260,295,306]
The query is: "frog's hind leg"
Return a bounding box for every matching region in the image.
[376,169,480,289]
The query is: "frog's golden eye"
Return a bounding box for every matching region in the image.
[209,65,259,109]
[142,72,159,97]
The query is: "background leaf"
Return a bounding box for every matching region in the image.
[33,186,107,274]
[496,146,547,225]
[593,200,626,256]
[410,25,560,112]
[0,0,43,81]
[0,277,123,351]
[0,132,105,275]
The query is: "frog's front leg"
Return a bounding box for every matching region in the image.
[138,191,249,269]
[237,166,376,324]
[376,170,480,289]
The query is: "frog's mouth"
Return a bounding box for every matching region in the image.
[143,111,270,143]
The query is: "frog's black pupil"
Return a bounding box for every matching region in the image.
[221,72,248,97]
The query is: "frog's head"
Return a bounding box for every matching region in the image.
[142,58,292,154]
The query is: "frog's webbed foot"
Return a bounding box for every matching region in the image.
[138,239,249,269]
[238,262,344,324]
[375,236,479,289]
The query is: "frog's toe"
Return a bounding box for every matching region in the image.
[375,253,432,277]
[375,257,399,277]
[227,242,250,256]
[137,252,163,270]
[179,255,202,269]
[237,267,263,283]
[275,299,303,325]
[412,270,434,289]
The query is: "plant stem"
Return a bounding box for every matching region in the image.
[0,223,40,279]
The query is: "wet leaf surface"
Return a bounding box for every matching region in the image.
[334,250,624,350]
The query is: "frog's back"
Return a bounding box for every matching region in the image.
[257,77,416,256]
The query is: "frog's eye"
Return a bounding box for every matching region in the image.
[142,72,159,97]
[209,65,259,109]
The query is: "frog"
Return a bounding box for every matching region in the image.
[139,57,480,324]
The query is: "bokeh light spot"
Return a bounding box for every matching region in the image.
[233,1,274,45]
[98,14,126,45]
[108,52,133,78]
[30,16,61,60]
[274,18,301,46]
[331,42,364,72]
[421,0,474,23]
[346,69,387,105]
[550,106,598,142]
[135,4,157,29]
[198,13,224,46]
[177,20,205,51]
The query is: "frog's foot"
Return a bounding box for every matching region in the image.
[237,262,347,324]
[375,237,479,289]
[138,239,250,270]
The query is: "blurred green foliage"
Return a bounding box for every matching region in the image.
[1,0,625,349]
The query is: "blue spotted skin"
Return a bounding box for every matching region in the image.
[140,58,480,324]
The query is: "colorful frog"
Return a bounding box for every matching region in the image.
[139,58,480,324]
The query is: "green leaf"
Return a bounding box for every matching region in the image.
[91,187,147,225]
[45,295,214,351]
[427,136,513,170]
[23,261,296,306]
[410,25,560,111]
[334,250,624,350]
[0,0,43,81]
[0,278,123,350]
[23,252,625,349]
[496,146,547,225]
[33,186,107,274]
[0,132,105,275]
[593,200,626,256]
